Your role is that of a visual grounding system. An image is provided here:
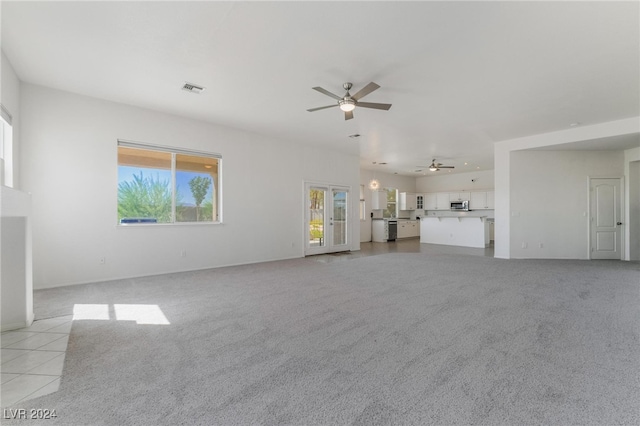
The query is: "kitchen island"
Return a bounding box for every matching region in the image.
[420,215,490,248]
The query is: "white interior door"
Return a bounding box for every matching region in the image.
[305,183,349,255]
[590,178,622,260]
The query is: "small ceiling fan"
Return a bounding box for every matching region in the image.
[418,159,455,172]
[307,82,392,120]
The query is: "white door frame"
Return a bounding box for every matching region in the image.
[588,176,624,260]
[304,182,351,256]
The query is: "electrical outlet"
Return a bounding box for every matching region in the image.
[100,257,106,264]
[539,243,544,248]
[180,250,187,257]
[521,242,528,249]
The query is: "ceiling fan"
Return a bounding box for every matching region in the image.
[418,159,455,172]
[307,82,392,120]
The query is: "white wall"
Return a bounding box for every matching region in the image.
[359,169,415,242]
[20,84,360,288]
[416,169,494,193]
[510,150,623,259]
[1,50,20,188]
[625,147,640,260]
[494,117,639,259]
[1,187,34,330]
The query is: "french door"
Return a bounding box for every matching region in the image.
[305,183,350,255]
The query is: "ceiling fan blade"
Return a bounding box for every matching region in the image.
[307,104,338,112]
[439,166,455,168]
[312,86,342,101]
[357,101,392,111]
[351,82,380,101]
[345,110,354,120]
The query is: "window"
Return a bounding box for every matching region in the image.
[382,188,397,218]
[359,184,366,220]
[117,141,220,224]
[0,104,14,187]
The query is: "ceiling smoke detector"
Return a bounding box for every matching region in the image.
[182,82,205,94]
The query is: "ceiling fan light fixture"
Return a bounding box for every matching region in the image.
[429,166,438,171]
[339,99,356,112]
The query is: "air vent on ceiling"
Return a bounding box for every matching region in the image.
[182,82,205,94]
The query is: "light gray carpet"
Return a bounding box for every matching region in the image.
[6,252,640,425]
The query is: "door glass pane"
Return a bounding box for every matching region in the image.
[309,188,325,247]
[333,189,347,246]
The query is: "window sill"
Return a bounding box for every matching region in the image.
[117,221,222,228]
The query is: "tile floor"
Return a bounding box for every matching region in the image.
[1,316,72,407]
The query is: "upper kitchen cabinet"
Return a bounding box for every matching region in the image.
[469,191,495,210]
[436,193,450,210]
[416,194,424,210]
[424,193,437,210]
[486,191,495,209]
[371,190,388,210]
[449,192,470,202]
[399,192,417,210]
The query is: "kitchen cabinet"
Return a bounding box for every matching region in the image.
[449,192,470,202]
[416,194,424,210]
[398,220,420,238]
[410,220,419,237]
[371,190,387,210]
[399,192,417,210]
[372,220,388,242]
[436,193,450,210]
[425,190,494,210]
[424,193,437,210]
[469,191,495,210]
[470,192,486,210]
[486,191,495,209]
[398,221,410,239]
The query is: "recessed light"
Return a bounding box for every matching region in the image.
[476,166,480,169]
[464,162,468,165]
[569,122,581,127]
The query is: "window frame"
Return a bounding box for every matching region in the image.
[0,104,13,187]
[117,140,222,226]
[382,188,398,218]
[359,184,366,221]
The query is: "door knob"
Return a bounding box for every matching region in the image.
[617,222,623,225]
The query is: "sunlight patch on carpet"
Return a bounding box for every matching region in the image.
[72,304,170,325]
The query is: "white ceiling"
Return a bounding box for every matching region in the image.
[2,1,638,176]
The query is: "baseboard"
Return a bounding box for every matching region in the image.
[1,316,33,332]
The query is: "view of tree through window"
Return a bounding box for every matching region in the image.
[383,188,397,218]
[117,143,220,224]
[309,188,324,247]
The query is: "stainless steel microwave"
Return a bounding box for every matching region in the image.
[451,200,469,211]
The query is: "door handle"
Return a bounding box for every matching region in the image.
[617,222,623,225]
